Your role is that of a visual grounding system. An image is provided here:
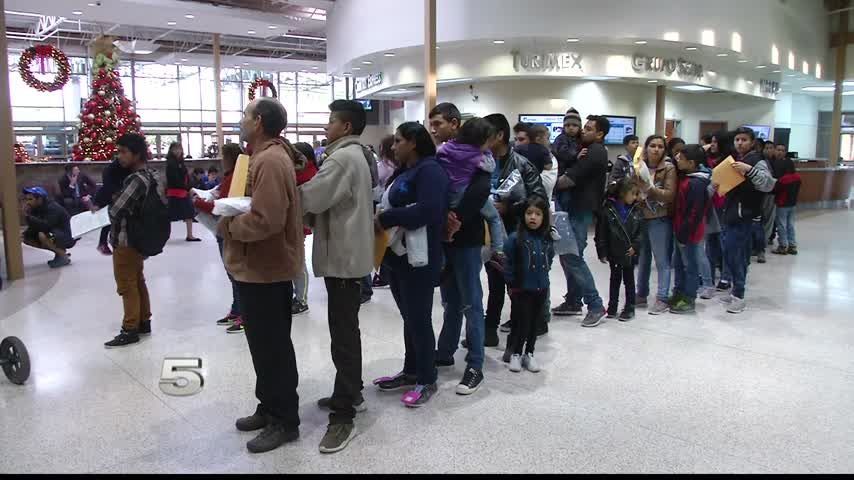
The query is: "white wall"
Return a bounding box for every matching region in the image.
[775,93,819,158]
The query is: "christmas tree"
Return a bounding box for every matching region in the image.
[72,37,142,162]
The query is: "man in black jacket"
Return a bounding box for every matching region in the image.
[93,158,132,255]
[21,186,76,268]
[482,113,547,345]
[553,115,609,327]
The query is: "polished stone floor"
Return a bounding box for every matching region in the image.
[1,209,853,473]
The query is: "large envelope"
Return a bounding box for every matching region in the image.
[374,229,389,269]
[712,156,745,196]
[228,154,251,198]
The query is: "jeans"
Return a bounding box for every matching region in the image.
[637,217,673,302]
[293,258,309,304]
[696,237,713,288]
[762,194,777,242]
[556,203,580,307]
[386,253,438,386]
[751,218,766,254]
[113,246,151,332]
[723,221,752,299]
[484,262,506,332]
[775,207,797,247]
[323,277,364,425]
[509,290,546,355]
[562,210,603,311]
[673,242,701,300]
[235,280,299,429]
[360,275,373,298]
[482,200,507,253]
[437,246,485,371]
[217,237,241,315]
[608,262,636,313]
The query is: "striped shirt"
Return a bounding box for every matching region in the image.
[108,169,166,248]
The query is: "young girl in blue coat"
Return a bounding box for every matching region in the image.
[503,196,554,373]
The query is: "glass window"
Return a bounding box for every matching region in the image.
[179,66,202,110]
[221,81,243,112]
[135,77,180,109]
[137,109,181,123]
[134,62,178,79]
[242,69,275,82]
[220,68,242,82]
[278,72,297,121]
[13,106,64,122]
[9,71,65,107]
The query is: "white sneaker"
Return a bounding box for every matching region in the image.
[522,353,540,373]
[509,354,522,372]
[726,296,746,314]
[718,294,734,305]
[699,287,716,300]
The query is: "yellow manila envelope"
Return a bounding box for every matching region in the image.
[374,229,389,269]
[229,154,251,198]
[711,156,745,196]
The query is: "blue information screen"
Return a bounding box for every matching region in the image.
[519,114,637,145]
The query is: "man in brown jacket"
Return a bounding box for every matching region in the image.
[218,97,305,454]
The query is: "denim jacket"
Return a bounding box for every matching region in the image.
[503,231,554,291]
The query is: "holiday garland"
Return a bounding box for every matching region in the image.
[247,78,277,101]
[18,44,71,92]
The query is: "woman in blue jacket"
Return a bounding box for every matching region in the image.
[372,122,449,408]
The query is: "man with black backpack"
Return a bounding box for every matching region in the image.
[104,133,170,348]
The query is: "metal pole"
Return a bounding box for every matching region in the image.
[213,33,224,153]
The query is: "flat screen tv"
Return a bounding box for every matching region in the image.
[356,99,374,111]
[741,124,771,141]
[518,114,565,143]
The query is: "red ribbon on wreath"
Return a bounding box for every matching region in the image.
[19,44,71,92]
[247,78,277,101]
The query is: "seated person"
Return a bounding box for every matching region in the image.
[21,186,76,268]
[191,167,207,189]
[204,167,221,189]
[58,164,97,215]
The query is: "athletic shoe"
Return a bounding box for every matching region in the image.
[606,309,618,319]
[522,353,541,373]
[319,423,357,454]
[247,424,299,454]
[787,246,798,255]
[648,300,670,315]
[317,394,367,413]
[670,298,696,314]
[236,405,269,432]
[226,318,245,334]
[371,274,389,289]
[757,251,767,264]
[636,296,648,308]
[699,287,716,300]
[48,255,71,268]
[727,296,747,314]
[456,368,484,395]
[772,246,789,255]
[138,320,151,336]
[716,281,731,292]
[552,301,583,316]
[581,309,606,327]
[499,320,512,333]
[718,294,734,305]
[373,372,417,392]
[104,330,140,348]
[401,383,438,408]
[217,314,238,326]
[667,292,688,307]
[509,354,523,372]
[291,301,309,316]
[97,244,113,256]
[619,309,635,321]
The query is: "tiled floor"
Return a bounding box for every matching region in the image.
[1,209,853,473]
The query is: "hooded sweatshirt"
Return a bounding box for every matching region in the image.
[673,170,711,245]
[437,140,490,192]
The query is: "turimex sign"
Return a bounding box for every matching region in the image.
[512,51,584,73]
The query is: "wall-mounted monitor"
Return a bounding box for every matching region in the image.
[356,99,374,111]
[604,116,637,146]
[518,114,565,143]
[741,124,771,141]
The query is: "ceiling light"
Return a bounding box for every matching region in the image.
[634,40,648,45]
[843,91,854,96]
[663,32,679,41]
[312,66,319,69]
[585,76,616,81]
[787,74,797,77]
[72,10,83,15]
[756,65,766,69]
[747,80,754,85]
[674,85,714,92]
[242,62,249,66]
[268,25,277,29]
[844,81,854,86]
[247,30,256,34]
[685,46,698,51]
[167,21,177,26]
[343,73,353,77]
[87,2,97,6]
[438,78,473,84]
[493,40,505,44]
[384,52,395,57]
[566,38,580,43]
[701,30,715,46]
[647,80,659,83]
[738,59,748,63]
[362,61,373,65]
[707,70,717,76]
[181,58,188,62]
[772,70,781,73]
[352,67,362,71]
[717,53,729,57]
[184,14,195,19]
[802,86,835,92]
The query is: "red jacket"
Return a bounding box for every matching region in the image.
[296,160,318,236]
[673,172,711,245]
[193,171,233,214]
[774,173,801,207]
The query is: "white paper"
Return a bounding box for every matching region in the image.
[212,197,252,217]
[192,186,219,203]
[70,208,111,239]
[196,211,220,234]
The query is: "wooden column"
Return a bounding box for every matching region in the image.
[213,34,224,152]
[830,9,849,167]
[0,2,24,281]
[655,85,666,136]
[424,0,437,124]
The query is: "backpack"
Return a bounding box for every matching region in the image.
[127,171,171,257]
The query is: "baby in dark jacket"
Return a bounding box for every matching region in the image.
[595,178,643,321]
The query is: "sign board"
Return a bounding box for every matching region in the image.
[355,73,384,94]
[512,51,584,73]
[632,53,703,79]
[760,79,781,95]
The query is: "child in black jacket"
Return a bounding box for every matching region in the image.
[595,178,644,321]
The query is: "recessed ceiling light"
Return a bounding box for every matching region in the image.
[247,30,256,34]
[87,2,97,5]
[566,38,580,43]
[181,58,188,62]
[747,80,754,85]
[717,53,729,57]
[493,40,505,44]
[634,40,648,45]
[674,85,714,91]
[268,25,277,29]
[647,80,659,83]
[242,62,249,66]
[738,59,748,63]
[435,46,440,50]
[72,10,83,15]
[352,67,362,71]
[343,73,353,77]
[362,61,373,65]
[384,52,395,57]
[685,46,698,51]
[707,70,717,76]
[312,66,319,69]
[802,86,835,92]
[772,70,781,73]
[756,65,766,69]
[184,14,195,19]
[167,21,177,26]
[787,74,797,77]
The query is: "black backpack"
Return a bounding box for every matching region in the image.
[127,171,171,257]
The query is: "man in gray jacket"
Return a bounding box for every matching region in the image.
[300,99,374,454]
